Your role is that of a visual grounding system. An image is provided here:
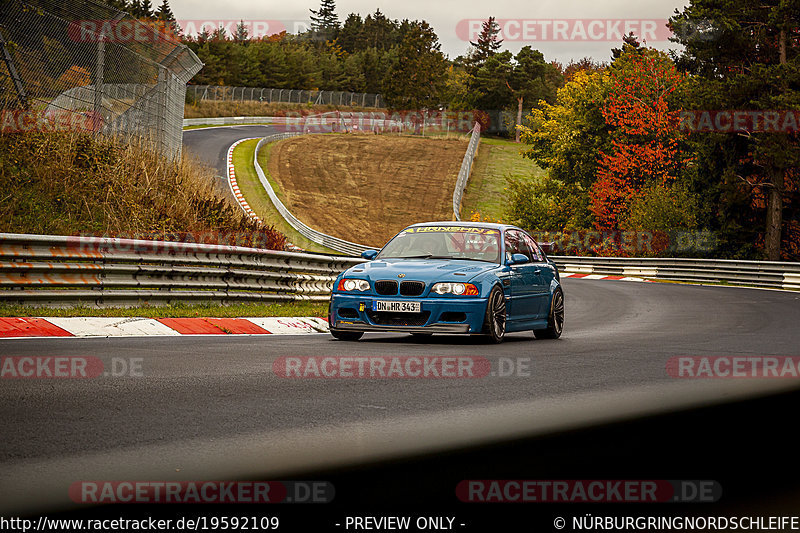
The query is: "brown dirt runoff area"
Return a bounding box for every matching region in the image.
[267,134,468,248]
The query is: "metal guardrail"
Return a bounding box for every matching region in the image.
[183,112,408,130]
[187,85,385,108]
[252,134,373,256]
[549,256,800,290]
[1,234,797,308]
[453,122,481,220]
[0,233,362,307]
[184,116,287,127]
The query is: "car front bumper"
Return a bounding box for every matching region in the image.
[332,322,471,334]
[329,293,488,334]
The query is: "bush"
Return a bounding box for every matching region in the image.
[504,174,593,232]
[621,182,699,232]
[0,131,286,250]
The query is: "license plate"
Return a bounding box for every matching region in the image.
[374,300,421,313]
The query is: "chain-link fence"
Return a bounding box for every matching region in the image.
[188,85,385,108]
[0,0,202,159]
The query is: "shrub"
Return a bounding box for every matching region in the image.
[0,131,286,250]
[504,174,593,232]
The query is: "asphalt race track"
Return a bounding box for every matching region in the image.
[2,279,800,523]
[182,125,282,178]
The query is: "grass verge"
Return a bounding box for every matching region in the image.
[461,136,546,222]
[232,139,333,254]
[0,301,328,318]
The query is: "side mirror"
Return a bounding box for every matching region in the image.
[508,253,530,265]
[361,249,378,260]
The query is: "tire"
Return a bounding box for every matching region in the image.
[482,285,507,343]
[534,288,564,339]
[330,330,364,341]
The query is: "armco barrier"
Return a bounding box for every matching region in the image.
[0,233,362,307]
[453,122,481,220]
[2,233,797,308]
[548,256,800,290]
[183,112,407,130]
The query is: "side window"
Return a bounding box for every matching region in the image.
[504,231,520,262]
[505,230,532,262]
[523,233,543,262]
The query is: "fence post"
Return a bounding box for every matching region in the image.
[93,34,106,130]
[155,66,167,155]
[0,30,28,109]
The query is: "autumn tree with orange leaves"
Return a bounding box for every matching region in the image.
[589,46,689,233]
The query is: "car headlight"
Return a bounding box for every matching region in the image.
[337,278,370,292]
[431,282,479,296]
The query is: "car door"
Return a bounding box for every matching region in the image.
[523,232,555,319]
[504,230,539,321]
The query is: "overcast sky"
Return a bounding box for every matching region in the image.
[169,0,690,64]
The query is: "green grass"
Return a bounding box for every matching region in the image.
[0,301,328,318]
[232,139,334,254]
[461,136,546,221]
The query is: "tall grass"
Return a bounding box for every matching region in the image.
[0,130,286,249]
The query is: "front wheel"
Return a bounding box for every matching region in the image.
[534,288,564,339]
[330,330,364,341]
[482,286,507,343]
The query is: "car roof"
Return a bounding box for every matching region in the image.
[406,221,518,231]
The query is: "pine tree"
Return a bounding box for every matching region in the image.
[611,33,641,60]
[234,20,249,42]
[129,0,142,17]
[383,20,447,109]
[338,13,364,53]
[155,0,175,22]
[468,17,503,66]
[140,0,154,18]
[309,0,339,40]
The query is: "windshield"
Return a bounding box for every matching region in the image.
[377,226,501,263]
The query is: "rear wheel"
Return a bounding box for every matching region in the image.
[482,286,506,343]
[534,288,564,339]
[330,330,364,341]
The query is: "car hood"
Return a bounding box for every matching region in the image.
[346,258,499,283]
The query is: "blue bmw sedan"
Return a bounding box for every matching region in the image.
[328,222,564,343]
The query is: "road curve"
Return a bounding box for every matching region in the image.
[182,125,282,177]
